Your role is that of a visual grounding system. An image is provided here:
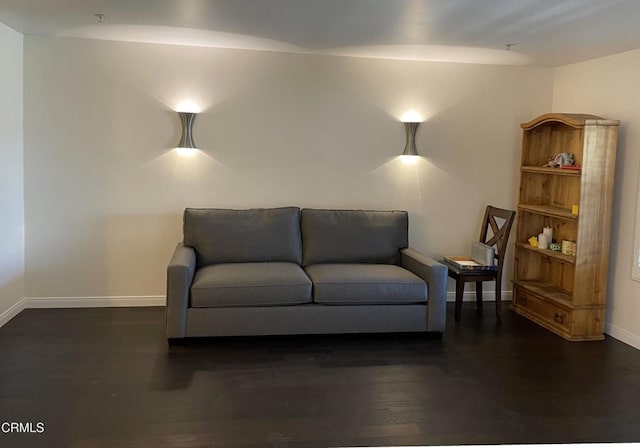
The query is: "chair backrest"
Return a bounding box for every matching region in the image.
[479,205,516,275]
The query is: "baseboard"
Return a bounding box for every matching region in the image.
[1,296,166,329]
[604,322,640,350]
[0,298,26,328]
[23,296,166,308]
[2,293,639,350]
[446,290,513,302]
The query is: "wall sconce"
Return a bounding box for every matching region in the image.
[176,112,197,155]
[402,121,420,156]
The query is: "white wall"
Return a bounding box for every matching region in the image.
[554,50,640,349]
[0,23,24,322]
[23,36,554,300]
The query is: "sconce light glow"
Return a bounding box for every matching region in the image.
[400,110,423,123]
[175,100,201,113]
[400,154,420,165]
[176,147,198,157]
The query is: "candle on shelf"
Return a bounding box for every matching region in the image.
[538,233,549,250]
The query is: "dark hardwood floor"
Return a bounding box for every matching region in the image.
[1,303,640,448]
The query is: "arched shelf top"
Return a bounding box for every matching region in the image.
[521,113,619,130]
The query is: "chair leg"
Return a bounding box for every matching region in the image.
[495,276,502,322]
[475,282,483,311]
[455,278,465,322]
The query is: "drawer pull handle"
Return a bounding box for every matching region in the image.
[554,313,565,324]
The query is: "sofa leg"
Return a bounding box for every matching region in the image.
[167,337,185,346]
[426,331,443,340]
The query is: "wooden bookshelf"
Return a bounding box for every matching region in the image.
[511,113,619,341]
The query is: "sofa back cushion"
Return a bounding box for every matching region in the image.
[184,207,302,266]
[301,209,408,266]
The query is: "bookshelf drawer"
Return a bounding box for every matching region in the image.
[513,287,571,332]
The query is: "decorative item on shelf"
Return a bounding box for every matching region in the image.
[571,204,579,216]
[561,240,575,255]
[528,236,538,247]
[543,152,575,168]
[561,165,582,171]
[538,233,549,250]
[543,226,553,242]
[401,121,420,157]
[176,112,197,153]
[549,242,562,252]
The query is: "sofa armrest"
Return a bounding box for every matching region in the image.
[166,243,196,339]
[400,247,447,332]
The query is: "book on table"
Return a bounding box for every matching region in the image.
[444,242,496,271]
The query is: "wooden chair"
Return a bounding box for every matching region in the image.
[447,205,516,323]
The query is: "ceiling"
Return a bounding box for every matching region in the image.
[1,0,640,66]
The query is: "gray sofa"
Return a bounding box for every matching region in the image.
[166,207,447,340]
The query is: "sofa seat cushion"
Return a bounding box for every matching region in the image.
[190,262,312,308]
[305,264,427,305]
